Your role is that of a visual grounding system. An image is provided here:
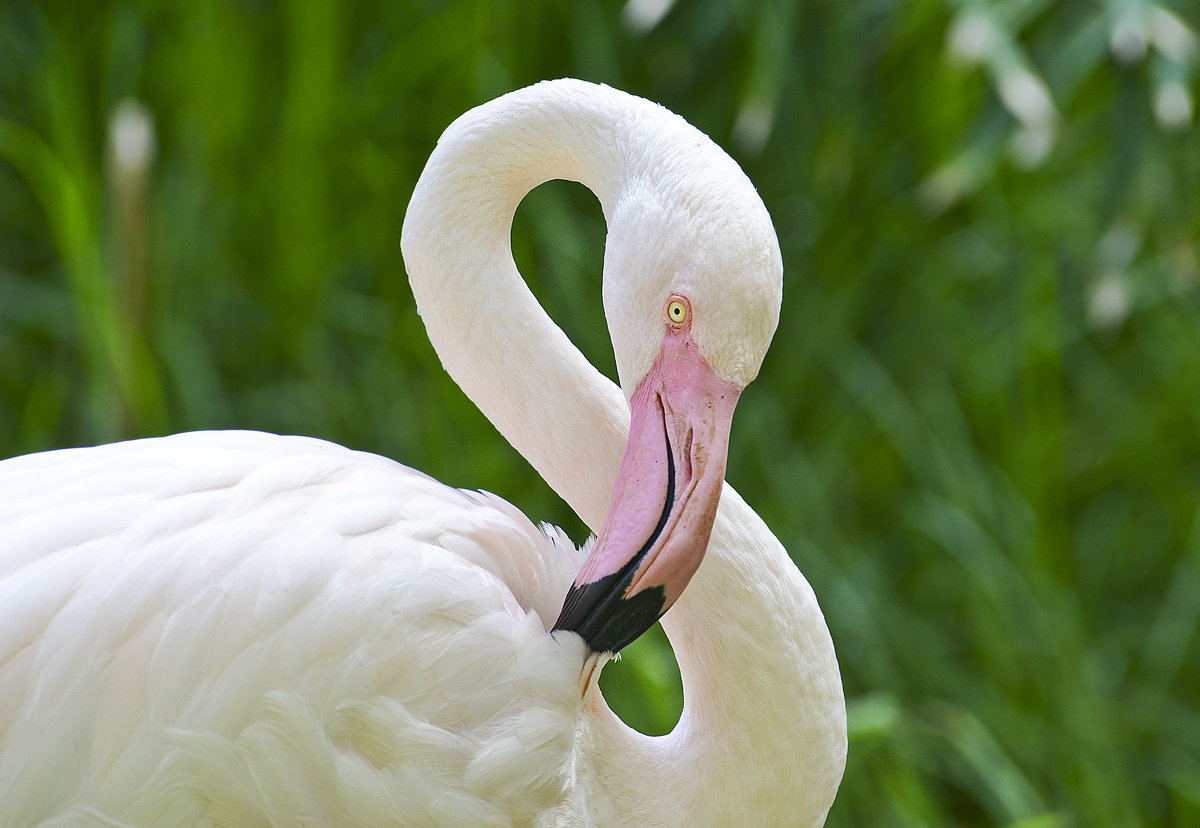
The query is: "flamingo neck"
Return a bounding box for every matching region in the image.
[401,80,845,824]
[402,82,631,531]
[581,488,846,825]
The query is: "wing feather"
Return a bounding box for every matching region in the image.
[0,431,588,825]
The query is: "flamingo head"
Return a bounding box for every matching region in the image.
[552,140,782,654]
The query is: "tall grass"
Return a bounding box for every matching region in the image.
[2,0,1199,824]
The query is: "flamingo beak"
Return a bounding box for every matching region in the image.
[551,327,742,654]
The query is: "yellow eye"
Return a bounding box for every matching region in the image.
[667,299,688,325]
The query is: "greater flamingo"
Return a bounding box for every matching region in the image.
[0,79,845,826]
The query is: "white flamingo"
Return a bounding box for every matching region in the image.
[0,79,845,826]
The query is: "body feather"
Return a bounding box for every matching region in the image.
[0,431,586,826]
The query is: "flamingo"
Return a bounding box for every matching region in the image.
[0,79,846,826]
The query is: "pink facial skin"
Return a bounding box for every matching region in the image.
[553,318,742,654]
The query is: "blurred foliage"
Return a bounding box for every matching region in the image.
[2,0,1200,824]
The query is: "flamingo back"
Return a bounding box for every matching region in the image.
[0,430,587,826]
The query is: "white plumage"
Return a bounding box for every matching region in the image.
[1,432,585,824]
[0,79,846,826]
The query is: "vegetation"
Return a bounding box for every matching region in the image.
[2,0,1198,824]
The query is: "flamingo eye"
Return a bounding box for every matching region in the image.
[667,298,688,326]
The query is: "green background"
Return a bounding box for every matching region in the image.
[3,0,1199,824]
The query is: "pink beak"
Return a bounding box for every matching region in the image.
[552,326,742,654]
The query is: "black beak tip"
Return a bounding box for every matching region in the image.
[552,575,666,655]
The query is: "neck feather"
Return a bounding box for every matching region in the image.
[401,80,845,824]
[402,81,632,529]
[581,488,846,825]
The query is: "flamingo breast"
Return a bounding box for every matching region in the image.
[0,430,587,825]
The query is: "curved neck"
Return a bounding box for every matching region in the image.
[401,80,845,824]
[402,82,631,531]
[582,489,846,825]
